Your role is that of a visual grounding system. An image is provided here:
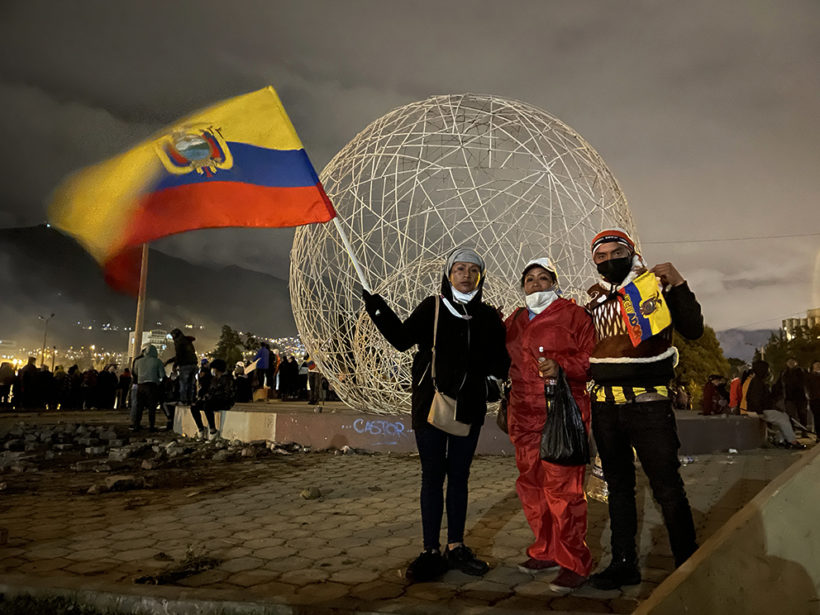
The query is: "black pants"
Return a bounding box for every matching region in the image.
[132,382,160,429]
[591,399,697,567]
[810,399,820,432]
[784,399,808,427]
[190,399,222,431]
[414,422,481,551]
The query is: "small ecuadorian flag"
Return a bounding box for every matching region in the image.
[618,271,672,347]
[49,86,336,295]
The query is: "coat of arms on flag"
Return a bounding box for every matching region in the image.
[618,271,672,347]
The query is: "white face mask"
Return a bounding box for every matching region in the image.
[525,289,559,314]
[451,287,479,304]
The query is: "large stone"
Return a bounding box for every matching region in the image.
[85,446,108,456]
[104,475,144,491]
[300,487,322,500]
[108,448,130,462]
[73,460,102,472]
[167,448,186,459]
[213,450,233,462]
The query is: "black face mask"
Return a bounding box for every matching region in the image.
[596,256,632,285]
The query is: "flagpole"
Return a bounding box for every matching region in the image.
[131,244,149,366]
[332,217,371,293]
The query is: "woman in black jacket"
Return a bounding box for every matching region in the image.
[363,247,509,583]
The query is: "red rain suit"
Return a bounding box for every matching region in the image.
[505,298,596,576]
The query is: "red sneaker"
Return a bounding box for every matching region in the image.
[517,557,560,573]
[549,567,587,594]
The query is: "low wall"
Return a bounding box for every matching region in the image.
[175,403,765,456]
[675,413,766,454]
[175,403,515,455]
[635,445,820,615]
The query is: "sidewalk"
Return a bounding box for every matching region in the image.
[0,410,808,614]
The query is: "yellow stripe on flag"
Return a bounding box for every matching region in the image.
[49,87,304,264]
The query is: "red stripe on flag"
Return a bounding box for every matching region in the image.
[125,182,336,247]
[103,181,336,295]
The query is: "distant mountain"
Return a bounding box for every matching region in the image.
[716,328,774,362]
[0,225,295,351]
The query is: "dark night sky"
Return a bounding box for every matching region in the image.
[1,0,818,344]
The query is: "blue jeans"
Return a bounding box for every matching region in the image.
[414,422,481,550]
[177,364,197,405]
[591,399,697,566]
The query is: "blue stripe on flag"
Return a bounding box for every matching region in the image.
[153,143,320,191]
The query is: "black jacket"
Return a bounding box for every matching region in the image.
[168,334,197,367]
[363,275,509,430]
[746,362,774,413]
[203,373,235,409]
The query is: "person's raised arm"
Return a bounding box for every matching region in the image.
[652,262,704,340]
[362,290,429,352]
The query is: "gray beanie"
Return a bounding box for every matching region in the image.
[444,247,485,277]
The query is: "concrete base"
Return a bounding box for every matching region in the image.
[675,412,766,454]
[636,444,820,615]
[175,401,766,456]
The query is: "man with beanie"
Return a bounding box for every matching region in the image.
[585,228,704,590]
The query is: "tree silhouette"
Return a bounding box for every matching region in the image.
[674,325,730,407]
[211,325,244,368]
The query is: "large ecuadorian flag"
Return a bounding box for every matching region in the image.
[49,86,336,295]
[618,271,673,347]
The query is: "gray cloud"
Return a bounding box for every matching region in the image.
[1,0,818,334]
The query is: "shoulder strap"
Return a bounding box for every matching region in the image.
[432,297,440,385]
[431,296,467,394]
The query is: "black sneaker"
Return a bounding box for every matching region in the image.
[405,549,448,583]
[445,545,489,576]
[588,555,641,590]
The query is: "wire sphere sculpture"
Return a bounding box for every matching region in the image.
[290,93,636,413]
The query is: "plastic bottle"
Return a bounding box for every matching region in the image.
[538,346,556,398]
[585,454,609,503]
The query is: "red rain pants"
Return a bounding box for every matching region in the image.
[513,431,592,576]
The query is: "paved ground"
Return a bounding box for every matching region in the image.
[0,409,810,614]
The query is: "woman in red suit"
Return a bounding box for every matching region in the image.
[505,257,596,594]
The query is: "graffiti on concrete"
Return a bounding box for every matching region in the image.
[342,418,412,446]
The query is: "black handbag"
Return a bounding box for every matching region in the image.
[540,368,589,466]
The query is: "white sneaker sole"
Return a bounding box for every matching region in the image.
[517,563,560,574]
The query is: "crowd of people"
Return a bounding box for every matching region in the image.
[698,357,820,448]
[0,358,131,412]
[0,329,334,427]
